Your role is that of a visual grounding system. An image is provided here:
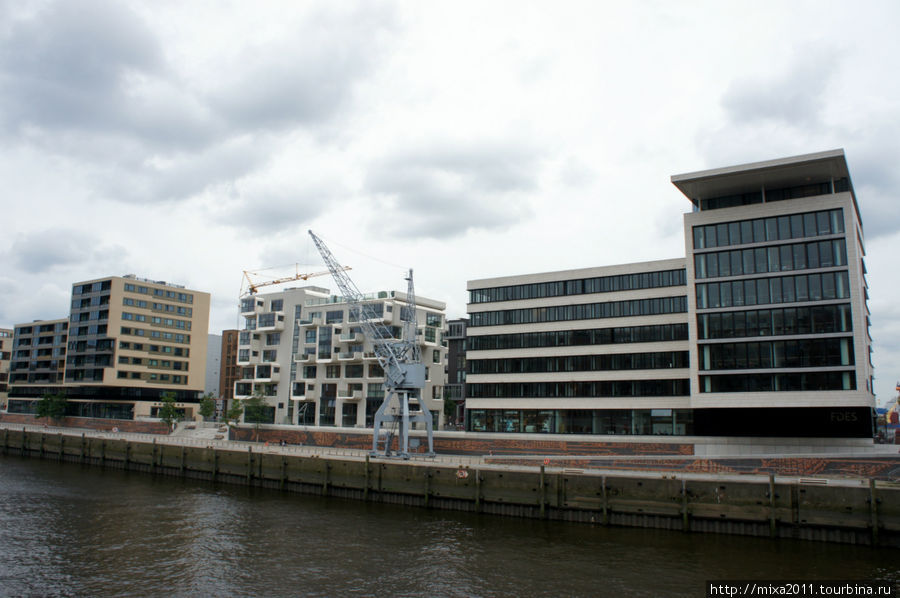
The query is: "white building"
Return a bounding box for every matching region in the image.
[235,286,447,428]
[466,150,875,439]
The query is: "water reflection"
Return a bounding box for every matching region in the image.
[1,455,897,597]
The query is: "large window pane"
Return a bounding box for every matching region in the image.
[803,213,817,237]
[780,245,793,271]
[741,221,753,244]
[744,279,757,305]
[765,217,778,241]
[778,216,791,240]
[743,249,755,275]
[755,248,767,274]
[790,215,804,239]
[767,247,780,272]
[753,219,766,243]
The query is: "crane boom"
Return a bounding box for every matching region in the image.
[308,230,434,458]
[242,266,350,295]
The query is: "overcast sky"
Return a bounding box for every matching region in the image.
[2,1,899,404]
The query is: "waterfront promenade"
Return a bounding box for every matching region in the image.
[2,420,899,485]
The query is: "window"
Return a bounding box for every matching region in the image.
[326,365,341,378]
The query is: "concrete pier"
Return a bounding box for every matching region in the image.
[3,424,899,547]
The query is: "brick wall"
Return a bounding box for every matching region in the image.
[229,426,695,456]
[485,455,900,480]
[0,413,169,435]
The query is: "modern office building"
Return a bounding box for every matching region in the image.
[466,150,875,438]
[7,275,211,420]
[444,318,468,426]
[235,285,447,429]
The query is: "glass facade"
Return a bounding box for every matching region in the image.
[469,351,689,374]
[467,408,694,435]
[692,208,844,249]
[698,337,853,370]
[468,379,690,399]
[468,323,687,351]
[469,296,687,327]
[693,239,846,279]
[700,371,855,393]
[697,304,852,339]
[696,271,850,309]
[469,269,685,304]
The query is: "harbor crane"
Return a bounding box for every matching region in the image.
[309,230,435,459]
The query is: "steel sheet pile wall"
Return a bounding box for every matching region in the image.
[3,428,897,546]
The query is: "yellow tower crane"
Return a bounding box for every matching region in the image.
[241,264,351,296]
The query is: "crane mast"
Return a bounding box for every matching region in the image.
[308,230,435,458]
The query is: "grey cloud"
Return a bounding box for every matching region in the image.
[7,228,118,273]
[96,136,271,204]
[0,1,395,206]
[0,0,166,134]
[365,142,541,239]
[846,138,900,239]
[212,187,329,235]
[721,47,838,126]
[205,4,397,133]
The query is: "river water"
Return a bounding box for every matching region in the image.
[1,455,897,598]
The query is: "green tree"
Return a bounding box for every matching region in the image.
[225,400,244,428]
[199,393,216,421]
[157,392,181,432]
[35,393,67,423]
[242,388,269,442]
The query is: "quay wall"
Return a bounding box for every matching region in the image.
[3,427,900,547]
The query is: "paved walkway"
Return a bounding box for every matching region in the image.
[6,421,900,488]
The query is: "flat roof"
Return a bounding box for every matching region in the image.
[671,149,850,204]
[467,257,686,290]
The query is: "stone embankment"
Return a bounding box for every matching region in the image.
[3,422,900,547]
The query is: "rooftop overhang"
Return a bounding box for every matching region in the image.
[670,149,851,206]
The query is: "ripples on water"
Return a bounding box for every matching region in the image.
[1,455,898,597]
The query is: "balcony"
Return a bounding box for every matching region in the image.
[292,387,317,401]
[295,351,316,363]
[291,382,319,400]
[236,351,259,366]
[337,351,362,361]
[256,313,285,332]
[238,332,261,349]
[254,365,280,382]
[339,332,363,343]
[338,388,363,400]
[297,316,323,328]
[240,299,264,316]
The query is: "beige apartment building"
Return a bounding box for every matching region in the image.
[7,275,210,420]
